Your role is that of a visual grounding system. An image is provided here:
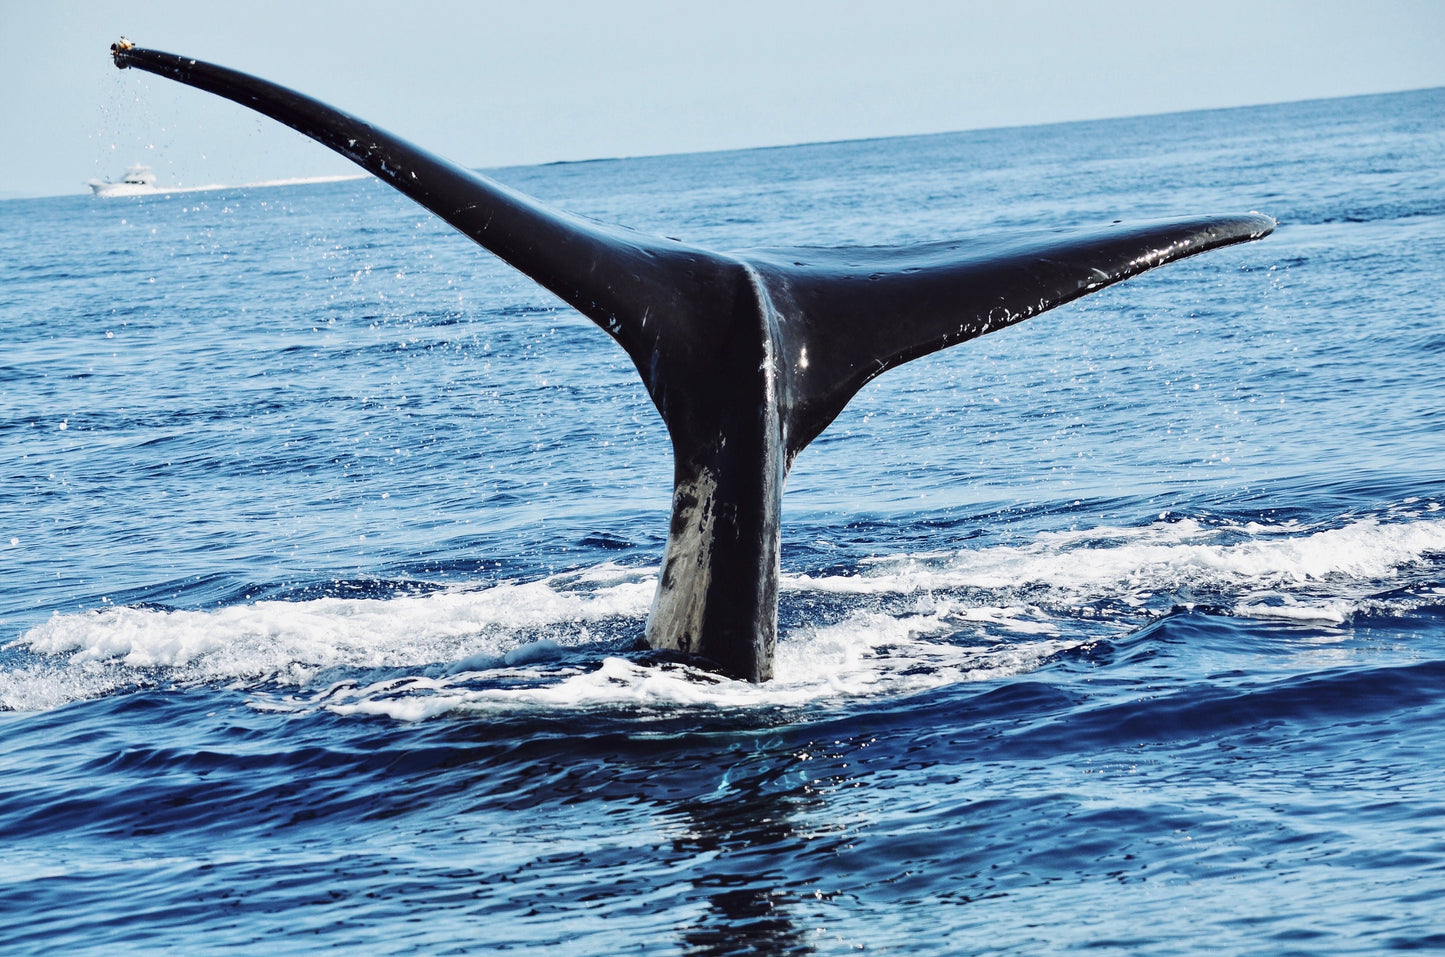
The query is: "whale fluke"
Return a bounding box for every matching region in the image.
[112,41,1274,682]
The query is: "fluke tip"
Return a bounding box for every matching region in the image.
[111,37,135,68]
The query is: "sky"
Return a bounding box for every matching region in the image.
[4,0,1444,198]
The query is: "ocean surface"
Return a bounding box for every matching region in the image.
[3,87,1444,954]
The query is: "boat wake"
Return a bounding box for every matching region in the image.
[87,171,365,198]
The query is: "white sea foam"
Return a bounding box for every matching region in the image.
[266,618,1079,721]
[807,515,1445,607]
[4,515,1442,716]
[1234,599,1354,624]
[20,573,653,673]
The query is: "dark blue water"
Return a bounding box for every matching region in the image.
[3,87,1444,953]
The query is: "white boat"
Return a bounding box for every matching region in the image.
[87,164,159,197]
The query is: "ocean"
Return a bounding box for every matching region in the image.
[2,86,1443,953]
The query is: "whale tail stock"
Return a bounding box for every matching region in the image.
[112,41,1274,682]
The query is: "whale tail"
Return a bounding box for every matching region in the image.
[113,41,1274,681]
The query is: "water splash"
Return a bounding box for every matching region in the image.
[7,513,1440,716]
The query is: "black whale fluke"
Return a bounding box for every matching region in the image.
[111,40,1274,682]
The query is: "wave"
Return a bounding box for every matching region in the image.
[4,512,1442,716]
[821,510,1445,613]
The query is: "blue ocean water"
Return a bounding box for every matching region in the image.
[3,86,1444,953]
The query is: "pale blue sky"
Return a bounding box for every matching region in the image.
[5,0,1444,198]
